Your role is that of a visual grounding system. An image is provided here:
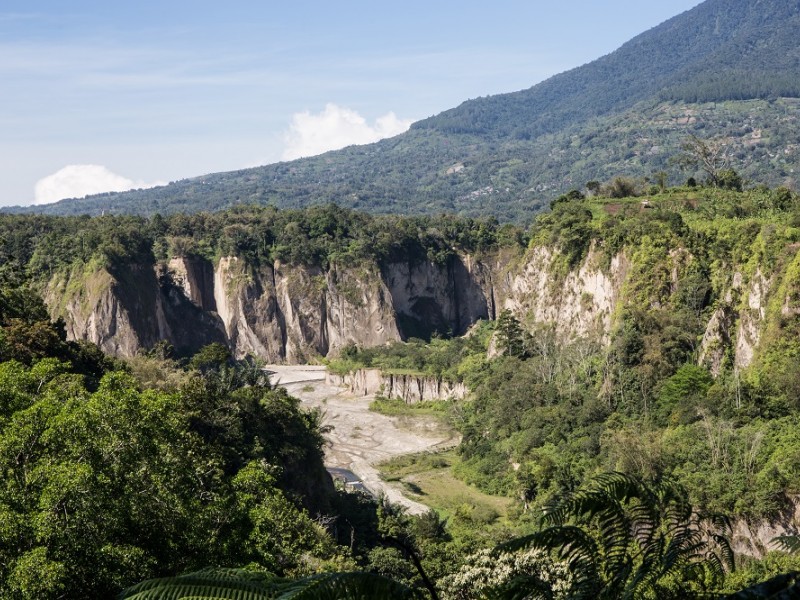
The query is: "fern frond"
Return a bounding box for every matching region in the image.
[774,536,800,554]
[120,570,420,600]
[118,568,280,600]
[275,572,420,600]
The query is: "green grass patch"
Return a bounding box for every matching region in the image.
[378,450,514,529]
[368,395,449,416]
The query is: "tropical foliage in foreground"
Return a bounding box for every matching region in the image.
[118,569,421,600]
[498,473,733,599]
[117,474,800,599]
[0,287,343,598]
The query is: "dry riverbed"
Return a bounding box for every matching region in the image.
[266,365,459,514]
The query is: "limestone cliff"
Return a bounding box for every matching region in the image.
[499,244,628,342]
[43,243,793,370]
[47,251,498,361]
[326,368,468,403]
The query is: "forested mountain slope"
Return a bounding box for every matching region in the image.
[415,0,800,137]
[7,0,800,221]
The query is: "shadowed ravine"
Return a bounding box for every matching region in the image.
[266,365,459,515]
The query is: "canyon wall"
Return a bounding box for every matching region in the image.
[326,368,468,403]
[46,251,510,362]
[43,244,791,370]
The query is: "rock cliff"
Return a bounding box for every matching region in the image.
[326,368,468,403]
[43,243,792,370]
[47,253,498,362]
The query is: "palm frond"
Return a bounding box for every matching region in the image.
[711,532,736,573]
[499,525,597,561]
[500,472,736,600]
[119,569,420,600]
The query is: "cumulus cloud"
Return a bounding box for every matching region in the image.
[282,103,412,160]
[33,164,163,205]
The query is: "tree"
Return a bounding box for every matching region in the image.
[495,310,527,358]
[496,472,734,599]
[189,342,232,373]
[676,135,734,188]
[550,189,586,209]
[654,171,669,192]
[605,177,639,199]
[716,168,743,192]
[0,362,335,597]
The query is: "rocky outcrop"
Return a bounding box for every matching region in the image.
[43,242,791,369]
[48,267,143,357]
[734,269,770,370]
[168,257,216,310]
[731,497,800,558]
[209,258,403,362]
[49,255,424,361]
[326,368,468,403]
[383,254,495,338]
[501,244,628,342]
[46,250,508,361]
[47,261,228,357]
[699,305,735,376]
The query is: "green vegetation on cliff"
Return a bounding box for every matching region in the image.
[324,184,800,527]
[0,204,522,282]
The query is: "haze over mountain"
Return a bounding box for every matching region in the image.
[9,0,800,222]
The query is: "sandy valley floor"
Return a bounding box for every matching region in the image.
[266,365,458,514]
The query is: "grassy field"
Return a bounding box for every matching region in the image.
[378,449,516,532]
[369,396,450,417]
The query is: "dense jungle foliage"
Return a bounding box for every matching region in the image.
[0,204,522,285]
[0,285,475,599]
[0,288,349,597]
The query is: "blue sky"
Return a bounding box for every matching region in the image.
[1,1,702,206]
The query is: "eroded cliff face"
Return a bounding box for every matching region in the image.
[45,243,789,369]
[326,368,468,403]
[211,257,402,362]
[47,260,228,357]
[499,245,628,342]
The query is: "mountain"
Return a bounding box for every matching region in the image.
[416,0,800,138]
[7,0,800,221]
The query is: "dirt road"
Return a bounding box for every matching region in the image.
[266,365,458,514]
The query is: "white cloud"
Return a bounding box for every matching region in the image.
[33,164,163,205]
[282,103,412,160]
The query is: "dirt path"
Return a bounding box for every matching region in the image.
[266,365,458,514]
